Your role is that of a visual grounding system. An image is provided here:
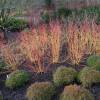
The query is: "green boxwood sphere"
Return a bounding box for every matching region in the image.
[78,67,100,87]
[87,55,100,70]
[5,70,30,89]
[60,84,94,100]
[53,66,77,87]
[26,82,55,100]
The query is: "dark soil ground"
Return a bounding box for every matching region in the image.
[0,62,100,100]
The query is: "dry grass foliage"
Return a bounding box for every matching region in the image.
[49,21,62,63]
[0,42,24,70]
[0,19,100,72]
[66,19,100,65]
[19,22,62,72]
[19,25,49,73]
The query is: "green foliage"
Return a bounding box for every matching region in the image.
[44,0,52,7]
[87,55,100,70]
[0,17,28,32]
[40,6,100,23]
[53,66,77,87]
[0,0,18,31]
[0,91,3,100]
[41,11,50,23]
[26,82,55,100]
[78,67,100,88]
[57,7,72,19]
[82,6,100,15]
[60,84,94,100]
[41,7,72,21]
[5,70,30,89]
[96,16,100,25]
[0,60,6,71]
[72,6,100,23]
[72,6,100,17]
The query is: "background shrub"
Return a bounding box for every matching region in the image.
[0,17,28,32]
[44,0,52,7]
[26,82,55,100]
[72,6,100,21]
[56,7,72,19]
[53,66,77,87]
[0,60,6,71]
[60,84,94,100]
[0,91,3,100]
[41,7,72,21]
[82,6,100,16]
[5,70,30,89]
[78,67,100,88]
[41,11,50,23]
[87,55,100,70]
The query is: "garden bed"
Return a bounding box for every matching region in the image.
[0,1,100,100]
[0,62,100,100]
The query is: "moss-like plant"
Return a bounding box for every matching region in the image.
[87,55,100,70]
[60,84,94,100]
[26,82,55,100]
[5,70,30,89]
[78,67,100,88]
[53,66,77,87]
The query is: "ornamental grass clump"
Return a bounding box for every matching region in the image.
[60,84,94,100]
[5,70,30,89]
[78,67,100,88]
[19,25,49,73]
[53,66,77,87]
[66,19,100,65]
[87,55,100,70]
[19,22,62,73]
[66,21,88,65]
[0,42,24,70]
[26,82,55,100]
